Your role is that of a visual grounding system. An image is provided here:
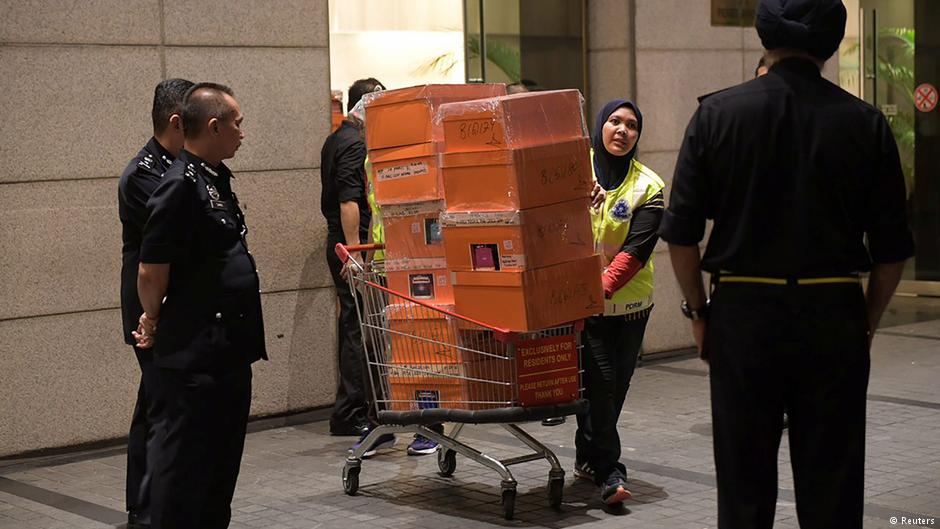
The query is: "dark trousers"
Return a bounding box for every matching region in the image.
[575,313,650,484]
[326,235,370,429]
[151,364,252,529]
[707,282,869,529]
[126,346,165,520]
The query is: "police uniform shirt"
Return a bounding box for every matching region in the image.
[319,120,371,240]
[140,149,267,371]
[118,137,175,345]
[659,58,915,276]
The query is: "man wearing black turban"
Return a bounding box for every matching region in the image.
[660,1,914,528]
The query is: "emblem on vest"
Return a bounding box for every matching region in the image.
[610,198,632,222]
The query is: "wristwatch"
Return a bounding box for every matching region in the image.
[680,299,709,321]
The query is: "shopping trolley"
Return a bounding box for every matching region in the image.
[335,243,588,520]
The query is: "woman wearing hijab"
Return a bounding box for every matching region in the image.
[575,99,665,508]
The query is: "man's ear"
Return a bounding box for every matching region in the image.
[208,117,219,134]
[169,114,181,131]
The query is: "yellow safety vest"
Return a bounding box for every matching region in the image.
[364,155,385,262]
[590,153,665,316]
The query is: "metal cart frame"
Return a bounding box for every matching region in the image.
[335,243,588,519]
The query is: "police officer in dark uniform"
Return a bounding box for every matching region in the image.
[320,77,385,437]
[136,82,267,529]
[118,77,193,529]
[660,1,914,528]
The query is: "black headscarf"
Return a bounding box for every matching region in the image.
[592,99,643,191]
[755,0,847,60]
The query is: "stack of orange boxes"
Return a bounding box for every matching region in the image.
[437,90,604,333]
[363,84,507,411]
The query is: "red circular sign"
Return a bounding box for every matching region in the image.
[914,83,938,113]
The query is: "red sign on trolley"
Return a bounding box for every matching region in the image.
[515,334,580,407]
[914,83,938,113]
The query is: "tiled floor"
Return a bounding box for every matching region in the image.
[1,303,938,528]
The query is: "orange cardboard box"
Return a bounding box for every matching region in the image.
[441,198,594,271]
[387,361,512,411]
[437,90,585,154]
[452,254,604,331]
[386,302,463,364]
[386,261,454,305]
[381,200,445,261]
[441,136,592,212]
[369,142,443,205]
[364,84,507,151]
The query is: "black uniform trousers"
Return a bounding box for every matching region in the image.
[707,282,869,529]
[150,363,252,529]
[575,313,650,484]
[126,346,165,520]
[326,234,370,429]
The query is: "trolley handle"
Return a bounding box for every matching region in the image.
[334,243,384,263]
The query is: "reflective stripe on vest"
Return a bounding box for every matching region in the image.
[364,155,385,261]
[590,154,665,316]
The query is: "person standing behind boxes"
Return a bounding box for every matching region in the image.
[575,99,664,509]
[320,77,391,443]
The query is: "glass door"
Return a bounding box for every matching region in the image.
[463,0,586,93]
[843,0,940,295]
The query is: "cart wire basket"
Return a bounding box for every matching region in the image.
[335,243,588,519]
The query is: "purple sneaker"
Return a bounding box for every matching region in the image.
[406,435,439,455]
[349,432,395,458]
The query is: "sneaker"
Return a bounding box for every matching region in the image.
[348,432,395,458]
[600,475,632,506]
[406,435,440,455]
[541,416,566,426]
[574,461,595,482]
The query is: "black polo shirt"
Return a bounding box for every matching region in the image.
[320,120,371,241]
[140,149,267,371]
[659,58,915,276]
[118,137,175,345]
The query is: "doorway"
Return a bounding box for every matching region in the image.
[840,0,940,295]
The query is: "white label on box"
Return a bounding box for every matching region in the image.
[503,239,514,250]
[437,274,447,286]
[411,222,421,234]
[377,161,429,181]
[383,200,444,217]
[501,254,526,269]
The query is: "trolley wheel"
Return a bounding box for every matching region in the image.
[548,475,564,509]
[437,449,457,477]
[501,485,517,520]
[343,460,361,495]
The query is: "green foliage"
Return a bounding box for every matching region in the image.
[465,34,521,82]
[875,27,915,195]
[414,34,522,82]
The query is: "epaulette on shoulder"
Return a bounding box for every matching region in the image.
[183,163,197,183]
[697,85,736,103]
[137,154,154,170]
